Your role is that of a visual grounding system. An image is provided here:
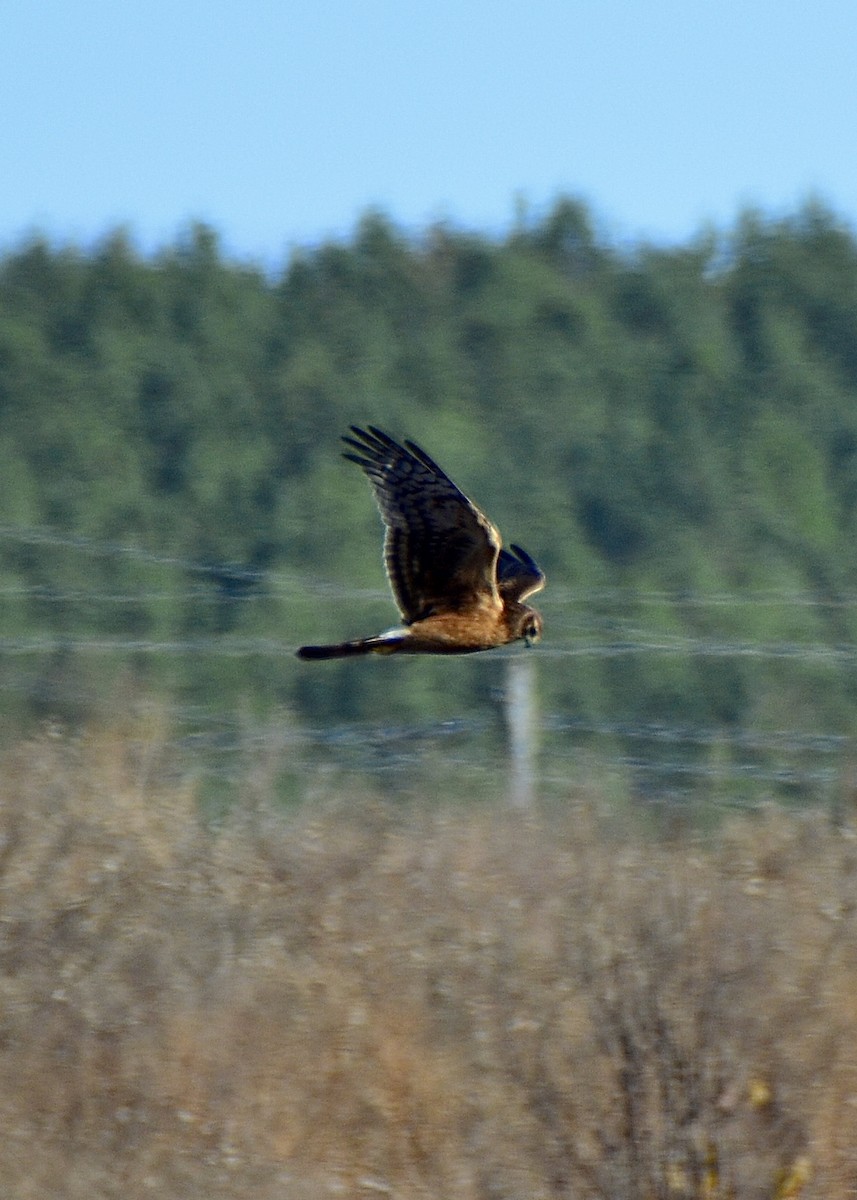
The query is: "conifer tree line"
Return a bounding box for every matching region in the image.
[2,197,857,736]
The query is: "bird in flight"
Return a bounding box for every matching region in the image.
[297,426,545,659]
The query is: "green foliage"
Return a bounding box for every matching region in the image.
[2,200,857,740]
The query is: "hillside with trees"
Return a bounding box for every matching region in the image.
[2,198,857,779]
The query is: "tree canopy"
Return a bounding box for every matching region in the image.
[2,199,857,756]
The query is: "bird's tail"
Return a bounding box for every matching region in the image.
[296,633,405,660]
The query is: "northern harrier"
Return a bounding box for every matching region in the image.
[297,426,545,659]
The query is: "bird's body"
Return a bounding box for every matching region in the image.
[297,426,545,660]
[298,604,532,659]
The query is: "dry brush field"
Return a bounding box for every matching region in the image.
[1,720,856,1198]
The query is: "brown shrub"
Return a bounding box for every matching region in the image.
[0,723,855,1197]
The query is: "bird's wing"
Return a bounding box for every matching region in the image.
[342,425,502,623]
[497,543,546,603]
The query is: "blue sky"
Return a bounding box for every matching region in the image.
[4,1,857,264]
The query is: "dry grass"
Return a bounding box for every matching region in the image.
[1,720,857,1198]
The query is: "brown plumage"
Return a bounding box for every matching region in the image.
[296,426,545,660]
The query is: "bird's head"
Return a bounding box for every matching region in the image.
[519,609,543,647]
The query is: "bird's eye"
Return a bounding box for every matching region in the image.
[524,618,541,645]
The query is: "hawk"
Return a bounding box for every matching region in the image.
[297,426,545,659]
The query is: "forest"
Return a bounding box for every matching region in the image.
[6,197,857,1196]
[2,197,857,797]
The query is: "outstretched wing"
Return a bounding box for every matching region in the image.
[342,426,502,623]
[497,543,546,603]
